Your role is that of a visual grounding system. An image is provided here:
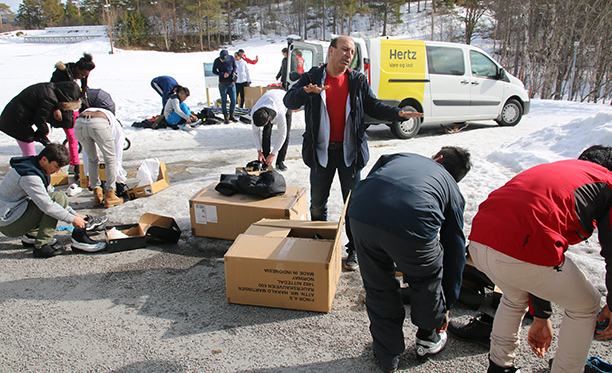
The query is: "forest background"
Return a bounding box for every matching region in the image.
[0,0,611,104]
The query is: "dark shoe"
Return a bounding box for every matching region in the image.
[33,244,66,258]
[85,215,108,232]
[224,115,230,124]
[22,235,57,247]
[344,249,359,271]
[377,357,399,373]
[71,228,106,252]
[72,165,80,181]
[275,162,288,172]
[448,313,493,347]
[488,357,521,373]
[585,357,612,373]
[415,331,447,358]
[230,115,239,122]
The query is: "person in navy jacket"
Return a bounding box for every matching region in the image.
[150,76,179,113]
[347,147,471,372]
[212,50,237,124]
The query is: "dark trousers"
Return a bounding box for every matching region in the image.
[310,148,359,250]
[350,218,446,366]
[236,82,248,108]
[262,110,292,164]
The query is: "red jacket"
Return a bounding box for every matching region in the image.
[470,160,612,267]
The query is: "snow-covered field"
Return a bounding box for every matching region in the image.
[1,35,612,371]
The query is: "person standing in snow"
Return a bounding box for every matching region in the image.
[468,144,612,373]
[212,50,237,124]
[234,52,251,109]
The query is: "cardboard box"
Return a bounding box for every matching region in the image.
[224,203,347,312]
[126,162,170,200]
[235,165,275,175]
[78,162,106,188]
[106,213,181,252]
[50,170,69,186]
[243,86,279,109]
[189,183,307,240]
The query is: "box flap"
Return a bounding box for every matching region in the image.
[138,213,181,243]
[243,225,292,237]
[226,235,333,264]
[332,192,350,251]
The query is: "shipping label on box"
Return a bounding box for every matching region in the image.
[189,183,307,240]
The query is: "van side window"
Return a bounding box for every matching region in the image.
[350,44,362,71]
[470,51,498,78]
[426,46,465,76]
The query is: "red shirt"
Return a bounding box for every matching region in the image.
[324,73,349,142]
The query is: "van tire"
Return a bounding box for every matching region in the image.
[390,105,421,139]
[496,99,522,126]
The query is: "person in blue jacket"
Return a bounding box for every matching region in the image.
[212,50,237,124]
[347,147,471,372]
[151,76,179,114]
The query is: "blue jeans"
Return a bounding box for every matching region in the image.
[166,102,191,125]
[218,83,236,117]
[310,148,360,248]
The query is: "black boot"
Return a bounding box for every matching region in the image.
[448,313,493,347]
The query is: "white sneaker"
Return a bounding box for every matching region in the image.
[415,331,447,358]
[21,235,57,246]
[180,123,194,131]
[71,238,106,252]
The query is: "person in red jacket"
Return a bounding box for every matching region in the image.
[468,145,612,373]
[237,49,258,65]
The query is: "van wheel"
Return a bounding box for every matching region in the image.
[496,99,522,126]
[390,105,421,139]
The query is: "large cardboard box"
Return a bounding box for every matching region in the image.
[189,183,307,240]
[50,170,69,186]
[224,203,347,312]
[126,162,170,200]
[106,213,181,252]
[243,86,279,109]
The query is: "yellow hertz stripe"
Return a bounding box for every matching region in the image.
[378,40,426,104]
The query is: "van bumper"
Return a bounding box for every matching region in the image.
[523,100,531,115]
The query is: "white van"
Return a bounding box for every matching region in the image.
[286,37,530,139]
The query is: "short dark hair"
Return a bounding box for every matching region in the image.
[177,86,190,96]
[253,108,272,127]
[282,47,288,53]
[75,53,95,71]
[433,146,472,182]
[38,143,70,167]
[578,145,612,171]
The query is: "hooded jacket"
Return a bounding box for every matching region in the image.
[51,61,89,108]
[212,50,237,84]
[0,156,76,226]
[283,65,403,172]
[0,82,80,143]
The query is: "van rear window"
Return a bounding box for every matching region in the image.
[426,46,465,76]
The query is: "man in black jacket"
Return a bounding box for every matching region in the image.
[348,147,471,372]
[283,35,422,271]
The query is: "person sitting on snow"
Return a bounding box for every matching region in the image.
[163,86,199,131]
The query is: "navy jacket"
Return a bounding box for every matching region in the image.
[151,76,178,108]
[283,65,403,172]
[348,153,467,308]
[212,50,236,84]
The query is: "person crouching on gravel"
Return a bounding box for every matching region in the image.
[0,144,86,258]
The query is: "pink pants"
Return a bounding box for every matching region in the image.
[63,110,80,166]
[17,140,36,156]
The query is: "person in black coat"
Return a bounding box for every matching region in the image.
[0,82,81,156]
[50,53,96,176]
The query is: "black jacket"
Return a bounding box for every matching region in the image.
[0,82,80,143]
[283,65,402,172]
[51,61,89,109]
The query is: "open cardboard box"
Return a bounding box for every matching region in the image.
[189,183,307,240]
[243,86,279,109]
[126,162,170,200]
[50,170,69,186]
[105,213,181,252]
[224,200,348,313]
[78,162,106,188]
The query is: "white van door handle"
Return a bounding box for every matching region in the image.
[471,81,480,86]
[461,80,469,85]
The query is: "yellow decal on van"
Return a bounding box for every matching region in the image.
[378,40,426,104]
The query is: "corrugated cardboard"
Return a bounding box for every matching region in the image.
[235,165,275,175]
[126,162,170,200]
[224,201,348,313]
[50,170,69,186]
[189,183,307,240]
[243,86,279,109]
[78,162,106,188]
[106,213,181,252]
